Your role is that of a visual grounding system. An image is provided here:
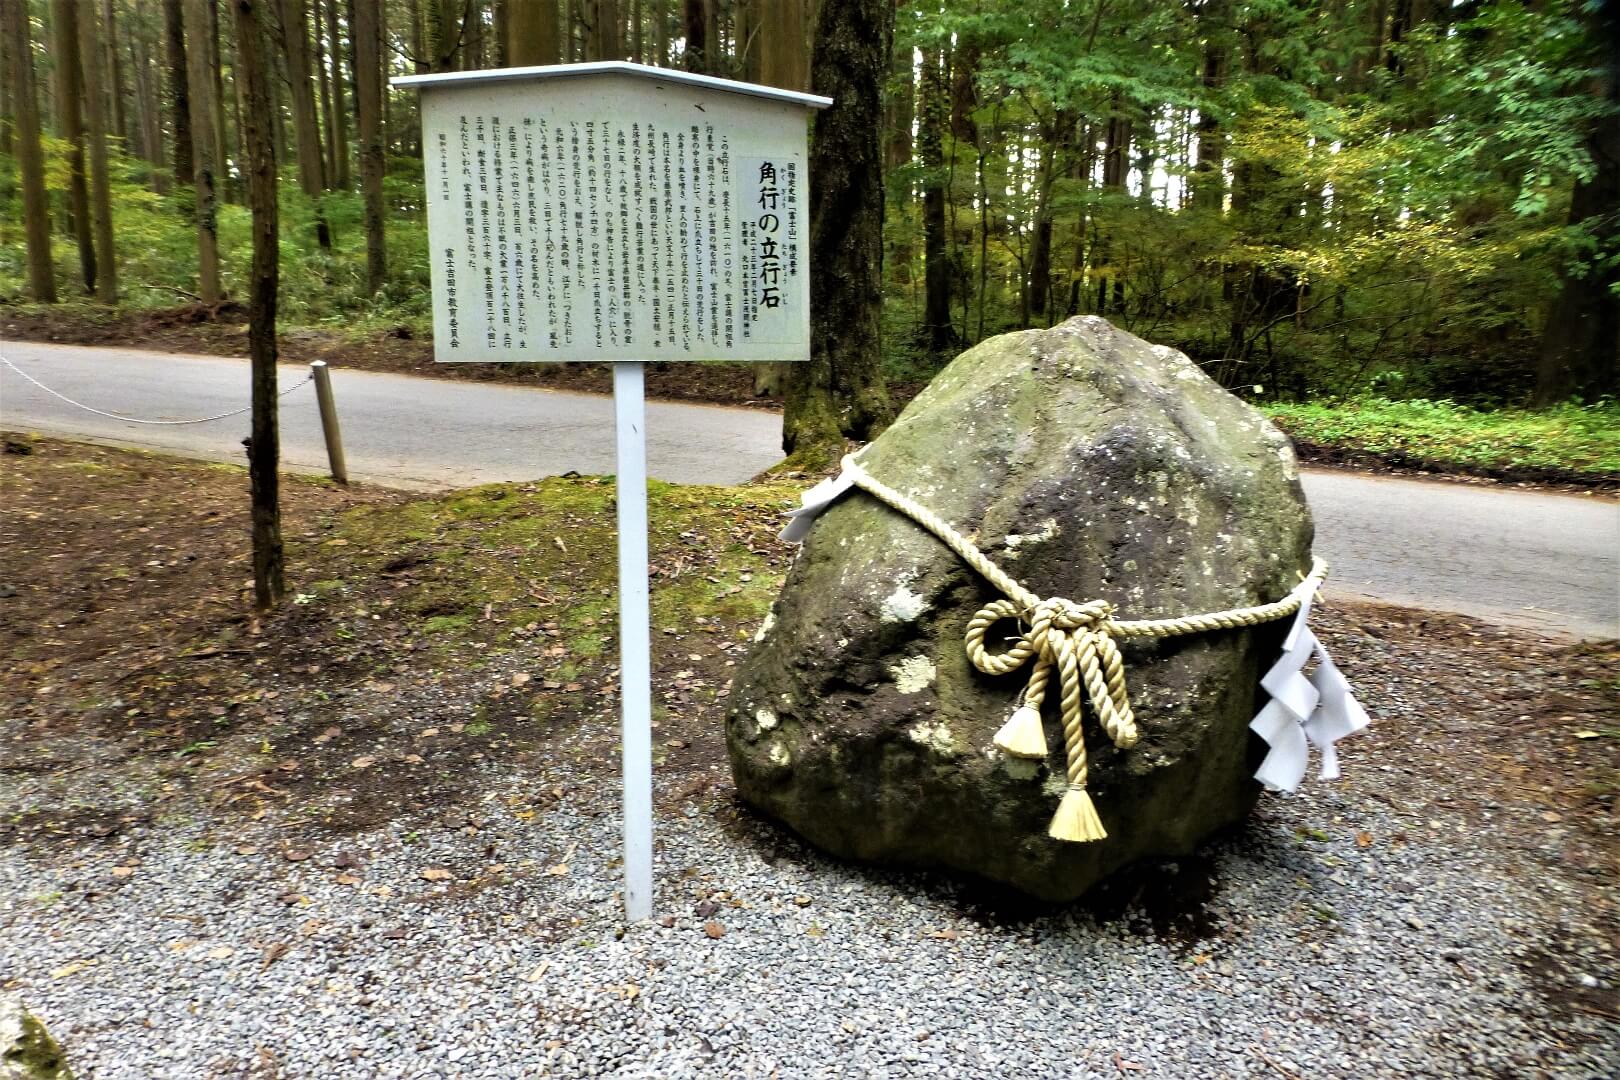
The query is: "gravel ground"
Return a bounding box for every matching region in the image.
[2,758,1615,1078]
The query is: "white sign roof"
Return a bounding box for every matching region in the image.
[393,60,833,111]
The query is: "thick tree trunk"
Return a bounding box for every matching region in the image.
[78,0,119,303]
[1534,4,1620,405]
[587,0,621,59]
[509,0,560,64]
[166,0,195,199]
[3,0,56,301]
[326,0,350,187]
[182,0,224,302]
[782,0,895,458]
[355,0,387,295]
[917,47,954,352]
[681,0,705,71]
[52,0,97,294]
[232,0,286,609]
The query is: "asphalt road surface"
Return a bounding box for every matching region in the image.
[4,341,1616,639]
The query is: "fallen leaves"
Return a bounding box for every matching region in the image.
[419,867,453,882]
[349,755,378,770]
[703,921,725,939]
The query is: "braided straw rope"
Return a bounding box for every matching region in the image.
[838,455,1328,843]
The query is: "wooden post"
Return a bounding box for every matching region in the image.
[310,361,348,484]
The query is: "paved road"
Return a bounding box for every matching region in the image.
[4,341,1616,639]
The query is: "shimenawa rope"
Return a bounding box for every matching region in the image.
[837,455,1329,844]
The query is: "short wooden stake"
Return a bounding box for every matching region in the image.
[309,360,348,484]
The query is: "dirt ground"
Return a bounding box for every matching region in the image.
[2,435,1617,1031]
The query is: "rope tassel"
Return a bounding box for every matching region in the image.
[1049,785,1107,842]
[993,704,1048,759]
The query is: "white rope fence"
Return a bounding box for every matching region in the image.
[1,355,312,426]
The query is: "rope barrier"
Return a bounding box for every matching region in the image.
[1,355,312,426]
[837,455,1328,844]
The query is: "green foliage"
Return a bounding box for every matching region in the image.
[1264,397,1620,475]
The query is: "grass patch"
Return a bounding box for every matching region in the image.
[1263,398,1620,479]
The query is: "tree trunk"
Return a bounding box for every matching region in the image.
[355,0,387,294]
[166,0,195,199]
[78,0,118,303]
[0,10,11,158]
[279,0,332,246]
[102,0,128,147]
[588,0,621,59]
[782,0,895,458]
[136,1,169,188]
[1025,132,1056,326]
[1534,3,1620,405]
[1093,105,1128,316]
[181,0,224,302]
[917,46,954,352]
[509,0,560,64]
[681,0,704,71]
[52,0,97,294]
[1192,7,1226,214]
[231,0,287,610]
[326,0,350,186]
[211,0,231,200]
[3,0,56,301]
[315,0,336,184]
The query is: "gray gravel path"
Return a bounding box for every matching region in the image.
[3,719,1614,1076]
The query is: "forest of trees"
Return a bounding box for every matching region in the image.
[1,0,1615,407]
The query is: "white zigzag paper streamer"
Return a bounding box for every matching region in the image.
[1250,582,1369,792]
[778,470,855,543]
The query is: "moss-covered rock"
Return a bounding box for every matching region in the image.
[727,317,1312,901]
[1,994,72,1080]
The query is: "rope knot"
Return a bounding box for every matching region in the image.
[1032,596,1113,633]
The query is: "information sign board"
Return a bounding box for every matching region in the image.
[396,63,829,924]
[406,64,825,363]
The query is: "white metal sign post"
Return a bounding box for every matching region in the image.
[395,62,829,922]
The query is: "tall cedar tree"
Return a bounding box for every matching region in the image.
[232,0,287,608]
[782,0,895,457]
[3,0,56,301]
[354,0,387,293]
[52,0,97,293]
[166,0,194,203]
[280,0,332,245]
[183,0,224,301]
[1534,2,1620,404]
[78,0,119,303]
[508,0,560,65]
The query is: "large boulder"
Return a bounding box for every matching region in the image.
[727,317,1313,901]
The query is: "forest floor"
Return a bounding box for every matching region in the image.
[1,436,1616,1074]
[10,301,1614,490]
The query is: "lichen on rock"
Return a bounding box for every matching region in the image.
[1,994,72,1080]
[726,317,1312,901]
